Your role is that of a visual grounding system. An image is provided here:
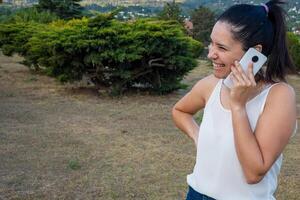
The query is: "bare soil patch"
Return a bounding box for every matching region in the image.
[0,53,299,199]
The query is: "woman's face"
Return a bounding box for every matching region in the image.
[207,21,245,79]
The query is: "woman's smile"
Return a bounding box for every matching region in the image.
[212,62,226,68]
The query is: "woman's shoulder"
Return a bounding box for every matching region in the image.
[267,82,295,97]
[265,81,296,108]
[191,74,220,102]
[260,81,297,137]
[206,74,221,85]
[194,74,220,89]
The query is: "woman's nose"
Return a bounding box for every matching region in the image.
[207,46,217,60]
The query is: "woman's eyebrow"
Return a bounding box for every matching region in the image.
[216,42,230,49]
[210,37,230,49]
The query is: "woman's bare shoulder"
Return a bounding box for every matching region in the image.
[268,82,295,100]
[264,82,296,113]
[192,74,220,100]
[173,74,220,114]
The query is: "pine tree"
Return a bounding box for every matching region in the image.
[37,0,83,19]
[191,6,215,45]
[158,0,184,24]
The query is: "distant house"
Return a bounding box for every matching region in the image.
[295,27,300,36]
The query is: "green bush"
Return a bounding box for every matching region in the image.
[0,14,203,94]
[0,22,45,57]
[1,7,59,24]
[287,32,300,71]
[0,7,58,59]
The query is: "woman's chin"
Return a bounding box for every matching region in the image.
[213,72,230,79]
[213,65,231,79]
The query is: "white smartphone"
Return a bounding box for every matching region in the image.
[223,48,267,89]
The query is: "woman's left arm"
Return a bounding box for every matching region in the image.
[229,62,297,184]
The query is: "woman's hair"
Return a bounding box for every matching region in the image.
[217,0,295,83]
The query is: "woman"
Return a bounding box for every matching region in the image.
[172,0,297,199]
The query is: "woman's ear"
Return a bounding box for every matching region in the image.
[253,44,262,52]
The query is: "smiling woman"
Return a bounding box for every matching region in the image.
[172,0,297,200]
[208,21,245,79]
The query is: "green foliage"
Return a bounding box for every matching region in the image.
[0,6,58,24]
[190,6,215,45]
[287,32,300,71]
[37,0,83,19]
[0,22,45,57]
[0,15,203,95]
[158,0,184,25]
[2,7,59,24]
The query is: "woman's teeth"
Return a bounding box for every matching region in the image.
[213,63,225,68]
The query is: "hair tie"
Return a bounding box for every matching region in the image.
[261,3,269,15]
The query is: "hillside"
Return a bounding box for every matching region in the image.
[1,0,299,29]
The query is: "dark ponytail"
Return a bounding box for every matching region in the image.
[217,0,295,83]
[265,0,295,82]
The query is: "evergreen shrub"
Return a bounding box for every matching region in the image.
[0,14,203,94]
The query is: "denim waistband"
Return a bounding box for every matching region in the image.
[186,186,216,200]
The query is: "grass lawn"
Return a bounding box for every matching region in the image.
[0,53,299,199]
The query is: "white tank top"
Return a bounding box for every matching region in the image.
[187,79,285,200]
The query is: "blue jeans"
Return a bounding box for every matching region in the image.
[186,186,216,200]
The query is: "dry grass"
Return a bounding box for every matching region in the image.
[0,53,299,200]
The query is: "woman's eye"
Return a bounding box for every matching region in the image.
[218,46,227,51]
